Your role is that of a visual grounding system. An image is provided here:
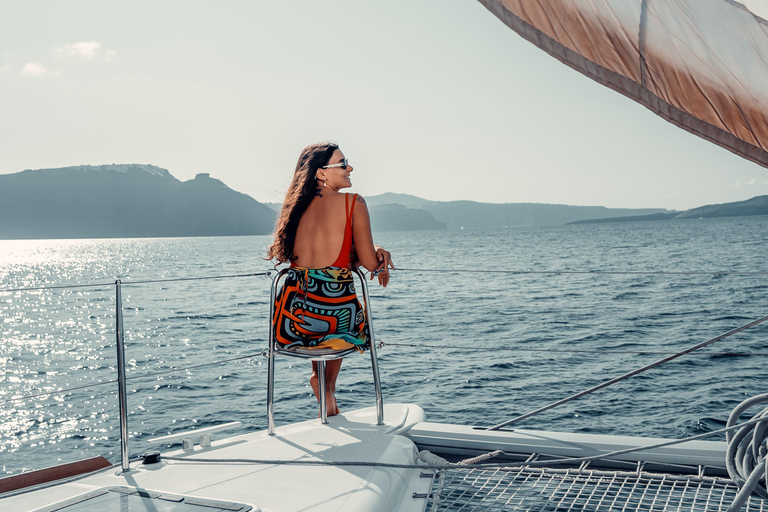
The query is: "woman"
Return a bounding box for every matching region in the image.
[267,142,393,416]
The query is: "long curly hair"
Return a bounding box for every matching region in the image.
[266,142,339,263]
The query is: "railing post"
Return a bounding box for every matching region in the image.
[318,361,328,424]
[267,271,284,435]
[355,269,384,425]
[115,280,130,472]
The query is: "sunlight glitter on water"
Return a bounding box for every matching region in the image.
[2,224,768,475]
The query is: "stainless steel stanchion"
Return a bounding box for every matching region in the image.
[115,280,130,472]
[355,269,384,425]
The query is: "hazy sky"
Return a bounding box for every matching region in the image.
[2,0,767,211]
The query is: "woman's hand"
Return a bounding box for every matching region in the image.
[372,245,394,287]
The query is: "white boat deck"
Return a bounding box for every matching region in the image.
[2,404,433,512]
[4,403,768,512]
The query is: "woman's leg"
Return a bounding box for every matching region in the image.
[310,361,320,409]
[310,359,343,417]
[325,359,342,416]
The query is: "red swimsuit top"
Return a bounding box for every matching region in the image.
[292,192,357,269]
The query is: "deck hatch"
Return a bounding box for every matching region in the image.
[33,486,254,512]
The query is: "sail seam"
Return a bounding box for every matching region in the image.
[476,0,768,168]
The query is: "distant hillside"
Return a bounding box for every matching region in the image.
[264,196,446,232]
[570,195,768,225]
[262,193,671,231]
[365,193,438,209]
[675,195,768,219]
[9,164,758,239]
[0,165,276,239]
[368,204,446,231]
[569,212,680,225]
[419,201,668,230]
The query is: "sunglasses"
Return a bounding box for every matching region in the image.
[322,158,349,170]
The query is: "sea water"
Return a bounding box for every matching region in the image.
[2,216,768,475]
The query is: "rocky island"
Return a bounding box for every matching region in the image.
[0,164,276,239]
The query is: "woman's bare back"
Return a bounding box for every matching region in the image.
[292,191,349,268]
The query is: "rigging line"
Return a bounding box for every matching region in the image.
[394,267,768,276]
[0,272,268,293]
[2,267,762,292]
[0,379,118,404]
[160,413,768,471]
[487,312,768,431]
[0,282,116,292]
[382,342,768,357]
[522,415,768,470]
[0,351,266,405]
[124,351,265,380]
[118,272,268,286]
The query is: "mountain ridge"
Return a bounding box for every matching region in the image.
[570,195,768,224]
[365,194,672,229]
[0,165,275,239]
[14,163,178,180]
[2,164,766,239]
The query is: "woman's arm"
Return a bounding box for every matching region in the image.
[352,195,394,286]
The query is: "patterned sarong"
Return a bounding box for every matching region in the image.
[272,266,369,352]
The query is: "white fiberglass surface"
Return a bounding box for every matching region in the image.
[2,405,431,512]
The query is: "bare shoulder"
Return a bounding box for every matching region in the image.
[352,193,370,220]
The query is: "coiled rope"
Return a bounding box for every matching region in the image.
[725,393,768,512]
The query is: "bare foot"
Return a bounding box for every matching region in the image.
[311,394,336,418]
[310,361,342,418]
[328,395,340,417]
[317,393,340,417]
[325,393,340,417]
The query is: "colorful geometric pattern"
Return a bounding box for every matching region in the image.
[273,266,369,352]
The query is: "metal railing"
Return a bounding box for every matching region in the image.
[4,265,767,474]
[2,273,267,474]
[266,267,383,435]
[4,269,383,471]
[115,281,130,473]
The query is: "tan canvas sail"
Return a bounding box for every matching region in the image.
[478,0,768,168]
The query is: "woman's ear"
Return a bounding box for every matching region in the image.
[315,171,326,181]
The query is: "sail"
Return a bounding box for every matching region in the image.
[478,0,768,168]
